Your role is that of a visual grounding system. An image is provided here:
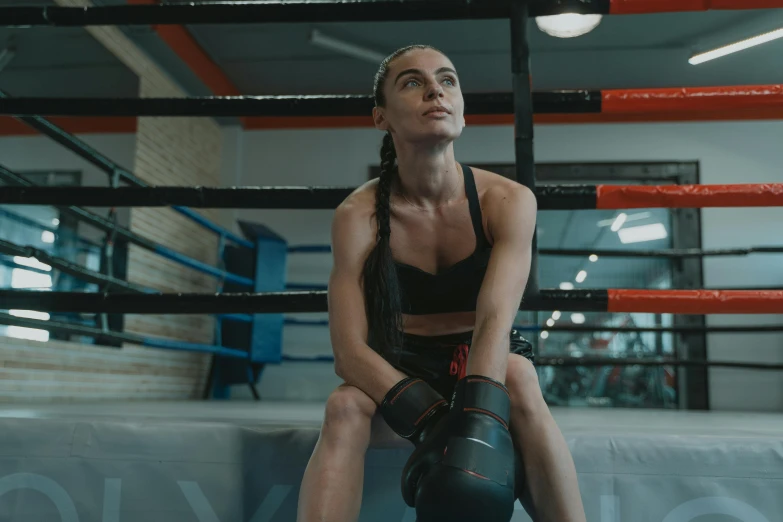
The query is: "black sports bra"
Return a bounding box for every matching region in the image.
[394,165,492,315]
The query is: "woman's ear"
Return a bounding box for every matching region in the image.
[373,106,389,131]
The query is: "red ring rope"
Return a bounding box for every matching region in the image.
[602,86,783,113]
[596,184,783,209]
[608,290,783,314]
[610,0,783,15]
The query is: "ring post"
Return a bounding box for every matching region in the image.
[211,222,287,399]
[511,0,539,299]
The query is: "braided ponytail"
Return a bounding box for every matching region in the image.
[365,44,443,360]
[363,133,403,360]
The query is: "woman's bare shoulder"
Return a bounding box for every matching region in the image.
[331,179,380,254]
[469,166,535,203]
[335,178,378,221]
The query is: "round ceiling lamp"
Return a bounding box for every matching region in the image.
[535,13,603,39]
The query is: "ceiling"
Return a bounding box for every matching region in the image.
[1,2,783,99]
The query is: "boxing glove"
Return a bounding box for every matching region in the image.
[413,375,517,522]
[379,376,449,444]
[379,377,451,507]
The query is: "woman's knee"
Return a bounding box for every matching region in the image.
[506,354,546,418]
[322,384,377,436]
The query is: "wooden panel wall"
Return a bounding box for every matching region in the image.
[0,337,209,402]
[0,0,225,402]
[125,90,223,346]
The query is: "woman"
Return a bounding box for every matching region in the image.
[297,45,585,522]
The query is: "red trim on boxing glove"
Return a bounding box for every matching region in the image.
[380,377,448,443]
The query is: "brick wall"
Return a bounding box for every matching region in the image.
[0,0,224,402]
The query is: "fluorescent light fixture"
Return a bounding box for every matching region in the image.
[10,310,50,321]
[540,331,549,339]
[575,270,587,283]
[52,218,60,226]
[610,213,627,232]
[536,13,603,39]
[552,311,562,320]
[589,254,598,262]
[7,326,49,342]
[598,212,650,228]
[11,268,52,289]
[309,29,386,64]
[546,318,555,327]
[13,256,51,272]
[690,28,783,65]
[571,313,586,325]
[41,231,55,243]
[618,223,668,244]
[559,282,575,290]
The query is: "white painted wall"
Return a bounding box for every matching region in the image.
[0,133,137,240]
[227,121,783,411]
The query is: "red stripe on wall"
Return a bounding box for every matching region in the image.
[0,117,137,136]
[127,0,249,126]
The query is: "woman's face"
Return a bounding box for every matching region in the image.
[375,48,465,145]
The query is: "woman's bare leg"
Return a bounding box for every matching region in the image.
[297,384,379,522]
[506,355,586,522]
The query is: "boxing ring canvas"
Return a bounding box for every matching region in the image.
[0,403,780,522]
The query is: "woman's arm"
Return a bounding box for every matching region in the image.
[467,182,538,381]
[328,196,408,404]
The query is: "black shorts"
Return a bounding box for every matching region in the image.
[390,329,534,399]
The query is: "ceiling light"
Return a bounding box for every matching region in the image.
[41,231,55,244]
[540,331,549,339]
[52,218,60,226]
[536,13,603,39]
[575,270,587,283]
[12,256,51,272]
[552,311,562,320]
[571,313,586,324]
[690,28,783,65]
[559,282,575,290]
[7,326,49,342]
[546,318,555,327]
[610,213,627,232]
[598,212,650,228]
[618,223,668,244]
[589,254,598,262]
[10,310,50,321]
[11,268,52,289]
